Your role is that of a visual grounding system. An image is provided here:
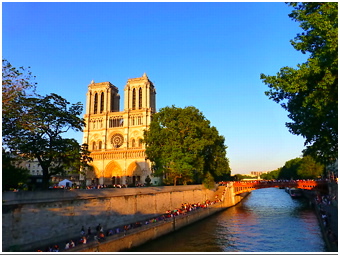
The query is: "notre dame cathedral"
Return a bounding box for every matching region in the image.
[82,73,158,186]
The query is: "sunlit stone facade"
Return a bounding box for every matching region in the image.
[82,73,158,186]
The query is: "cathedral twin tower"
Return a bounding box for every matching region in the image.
[82,73,157,186]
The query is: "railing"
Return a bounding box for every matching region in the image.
[220,180,329,195]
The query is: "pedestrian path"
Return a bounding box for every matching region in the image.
[34,198,224,252]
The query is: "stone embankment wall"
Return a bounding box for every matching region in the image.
[75,202,235,252]
[75,185,245,253]
[2,184,243,252]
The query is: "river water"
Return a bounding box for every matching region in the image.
[129,188,326,252]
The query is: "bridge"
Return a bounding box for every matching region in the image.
[220,180,329,195]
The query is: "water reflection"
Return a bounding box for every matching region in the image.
[129,188,326,252]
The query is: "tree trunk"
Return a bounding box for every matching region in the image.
[42,169,50,190]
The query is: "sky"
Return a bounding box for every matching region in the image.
[3,2,309,175]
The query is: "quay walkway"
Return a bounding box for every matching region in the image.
[33,198,227,252]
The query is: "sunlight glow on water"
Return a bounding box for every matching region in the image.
[129,188,326,252]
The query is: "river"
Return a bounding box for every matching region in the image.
[129,187,326,252]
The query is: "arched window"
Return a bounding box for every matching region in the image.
[139,88,142,109]
[100,92,104,113]
[98,141,102,150]
[92,141,96,150]
[94,93,98,114]
[131,139,135,148]
[132,88,136,110]
[138,139,142,148]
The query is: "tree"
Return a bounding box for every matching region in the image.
[260,3,338,164]
[2,59,37,141]
[278,156,325,180]
[2,149,30,191]
[77,144,94,188]
[5,93,85,189]
[143,105,230,186]
[261,168,281,180]
[278,158,302,180]
[202,126,231,183]
[297,155,324,179]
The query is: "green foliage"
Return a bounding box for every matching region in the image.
[143,105,230,186]
[278,156,325,180]
[260,3,338,163]
[297,155,324,179]
[260,168,281,180]
[278,158,302,179]
[4,90,85,189]
[202,172,216,189]
[76,144,94,188]
[2,59,37,140]
[2,150,30,191]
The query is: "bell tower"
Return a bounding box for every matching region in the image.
[85,80,120,116]
[124,72,156,113]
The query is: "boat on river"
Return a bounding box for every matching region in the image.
[287,188,302,198]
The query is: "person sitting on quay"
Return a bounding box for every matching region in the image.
[115,227,121,234]
[124,224,132,233]
[96,223,103,234]
[107,229,114,236]
[79,236,87,244]
[97,231,105,241]
[64,242,70,250]
[52,244,59,252]
[80,226,85,236]
[133,221,143,228]
[69,240,75,248]
[46,245,53,252]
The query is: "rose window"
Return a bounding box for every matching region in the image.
[111,133,124,148]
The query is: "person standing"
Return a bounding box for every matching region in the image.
[81,226,85,236]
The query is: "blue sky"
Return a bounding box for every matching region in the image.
[3,2,309,175]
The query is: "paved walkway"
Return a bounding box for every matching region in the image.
[33,199,223,252]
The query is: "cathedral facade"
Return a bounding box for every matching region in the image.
[82,73,158,186]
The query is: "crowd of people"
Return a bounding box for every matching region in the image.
[36,197,224,252]
[315,193,338,250]
[50,183,149,190]
[35,181,338,252]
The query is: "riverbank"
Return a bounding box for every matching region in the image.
[2,185,214,251]
[3,183,246,252]
[118,188,328,252]
[33,187,249,252]
[71,199,238,252]
[302,184,338,252]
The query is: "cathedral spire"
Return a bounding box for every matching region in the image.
[143,72,148,78]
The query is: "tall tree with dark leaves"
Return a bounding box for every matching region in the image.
[5,93,85,189]
[2,59,37,143]
[143,105,230,186]
[260,3,338,164]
